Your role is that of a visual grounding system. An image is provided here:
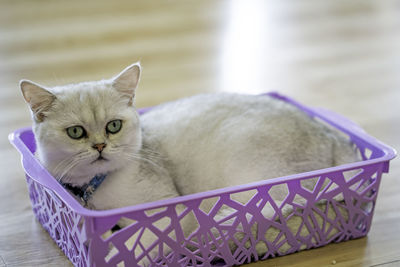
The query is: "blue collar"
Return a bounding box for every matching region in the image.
[62,174,107,204]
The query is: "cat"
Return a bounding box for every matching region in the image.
[20,62,358,265]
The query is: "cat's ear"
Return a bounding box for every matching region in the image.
[112,62,141,106]
[20,80,56,122]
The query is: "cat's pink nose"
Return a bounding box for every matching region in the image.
[93,143,106,152]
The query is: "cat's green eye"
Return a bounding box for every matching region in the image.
[106,120,122,134]
[66,126,86,139]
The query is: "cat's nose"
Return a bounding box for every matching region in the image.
[93,143,106,152]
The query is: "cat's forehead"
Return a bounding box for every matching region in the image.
[53,80,109,96]
[51,81,130,126]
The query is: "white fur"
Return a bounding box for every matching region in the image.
[20,63,358,264]
[140,93,356,199]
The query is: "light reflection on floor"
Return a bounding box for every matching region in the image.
[219,0,274,94]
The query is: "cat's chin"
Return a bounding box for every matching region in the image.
[90,156,109,164]
[59,161,117,186]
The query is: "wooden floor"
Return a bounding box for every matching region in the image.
[1,0,399,266]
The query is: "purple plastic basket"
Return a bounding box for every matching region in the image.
[9,92,396,267]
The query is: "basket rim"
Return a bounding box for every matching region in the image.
[9,92,397,218]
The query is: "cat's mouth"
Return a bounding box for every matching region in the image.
[91,155,109,164]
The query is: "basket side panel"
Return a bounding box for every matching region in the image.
[26,175,90,267]
[86,160,384,267]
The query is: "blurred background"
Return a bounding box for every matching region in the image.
[0,0,399,266]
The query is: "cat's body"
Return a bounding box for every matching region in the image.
[90,92,355,212]
[140,93,354,196]
[20,63,358,264]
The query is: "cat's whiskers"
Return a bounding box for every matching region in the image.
[142,153,165,162]
[53,157,77,182]
[53,150,91,182]
[119,151,165,173]
[110,144,163,155]
[56,159,81,183]
[57,155,90,182]
[141,147,165,159]
[109,144,166,174]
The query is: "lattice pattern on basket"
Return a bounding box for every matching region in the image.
[26,176,90,266]
[82,164,382,266]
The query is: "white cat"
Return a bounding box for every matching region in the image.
[20,63,358,264]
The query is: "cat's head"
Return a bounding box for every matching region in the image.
[20,63,142,186]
